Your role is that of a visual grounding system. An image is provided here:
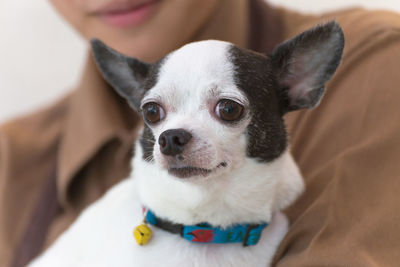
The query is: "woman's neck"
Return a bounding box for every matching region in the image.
[191,0,249,48]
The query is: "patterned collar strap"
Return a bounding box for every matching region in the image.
[145,209,268,246]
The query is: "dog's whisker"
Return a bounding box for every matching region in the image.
[144,155,154,162]
[142,138,156,144]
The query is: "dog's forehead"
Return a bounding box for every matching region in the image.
[160,40,232,80]
[149,40,240,100]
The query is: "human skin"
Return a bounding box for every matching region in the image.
[49,0,249,62]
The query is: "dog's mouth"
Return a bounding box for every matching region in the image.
[168,162,227,179]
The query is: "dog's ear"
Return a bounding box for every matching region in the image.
[271,21,344,113]
[91,39,151,111]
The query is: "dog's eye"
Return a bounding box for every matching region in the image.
[142,102,165,124]
[215,99,244,122]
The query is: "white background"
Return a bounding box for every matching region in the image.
[1,0,399,123]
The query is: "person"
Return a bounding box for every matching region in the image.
[1,0,400,266]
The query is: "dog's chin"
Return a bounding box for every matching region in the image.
[167,162,227,179]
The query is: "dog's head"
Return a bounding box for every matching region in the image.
[92,22,344,181]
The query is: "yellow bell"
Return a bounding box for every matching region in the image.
[133,223,152,245]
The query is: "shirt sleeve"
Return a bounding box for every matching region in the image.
[275,27,400,266]
[0,111,62,267]
[0,126,15,266]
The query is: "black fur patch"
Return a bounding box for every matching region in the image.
[137,59,164,162]
[140,124,156,162]
[229,46,288,162]
[91,39,164,163]
[228,22,344,162]
[142,59,165,96]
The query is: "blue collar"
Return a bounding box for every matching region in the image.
[145,209,268,246]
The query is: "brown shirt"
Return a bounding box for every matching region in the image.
[2,1,400,266]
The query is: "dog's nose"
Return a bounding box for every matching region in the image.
[158,129,192,156]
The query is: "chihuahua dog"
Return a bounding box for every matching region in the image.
[29,22,344,267]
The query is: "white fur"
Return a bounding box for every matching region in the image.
[29,180,290,267]
[29,146,302,267]
[29,144,303,267]
[29,40,305,267]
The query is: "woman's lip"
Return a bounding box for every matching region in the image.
[94,0,160,28]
